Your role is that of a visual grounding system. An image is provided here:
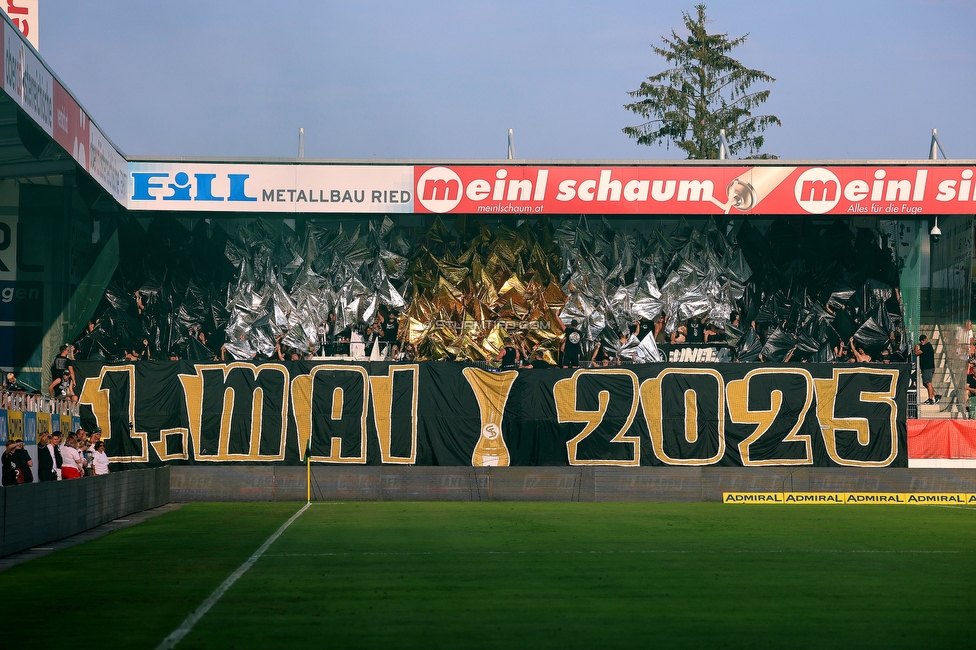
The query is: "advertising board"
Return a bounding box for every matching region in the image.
[2,0,37,50]
[414,164,976,216]
[127,162,414,213]
[124,162,976,216]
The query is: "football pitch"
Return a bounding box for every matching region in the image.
[3,502,975,648]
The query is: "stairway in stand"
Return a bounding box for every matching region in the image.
[917,316,966,419]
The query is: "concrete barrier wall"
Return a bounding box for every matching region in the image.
[170,466,976,503]
[0,468,170,556]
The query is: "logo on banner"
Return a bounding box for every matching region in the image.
[794,168,841,214]
[416,167,463,213]
[131,172,257,203]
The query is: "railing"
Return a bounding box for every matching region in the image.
[0,391,79,416]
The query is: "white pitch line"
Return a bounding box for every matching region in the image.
[263,548,963,557]
[156,502,312,650]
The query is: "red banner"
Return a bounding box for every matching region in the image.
[908,419,976,459]
[414,164,976,216]
[53,80,89,170]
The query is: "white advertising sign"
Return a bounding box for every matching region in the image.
[89,124,127,204]
[3,20,52,135]
[2,0,37,50]
[127,163,415,213]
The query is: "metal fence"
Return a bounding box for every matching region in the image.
[0,391,79,417]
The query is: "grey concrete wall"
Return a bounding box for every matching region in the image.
[1,467,170,556]
[169,466,976,502]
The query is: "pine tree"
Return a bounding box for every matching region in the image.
[623,4,780,159]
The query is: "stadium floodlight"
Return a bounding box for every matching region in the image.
[718,129,731,160]
[299,127,305,159]
[508,129,516,160]
[929,128,947,160]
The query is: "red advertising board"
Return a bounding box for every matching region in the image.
[53,80,89,169]
[414,164,976,216]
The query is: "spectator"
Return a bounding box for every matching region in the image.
[914,335,940,405]
[60,433,85,480]
[365,316,383,351]
[561,319,583,368]
[49,369,77,402]
[670,325,687,344]
[91,441,110,476]
[653,315,666,343]
[402,343,416,361]
[1,438,32,485]
[967,363,976,398]
[495,339,520,370]
[88,428,102,454]
[686,316,705,343]
[349,325,366,357]
[37,432,59,482]
[704,320,726,343]
[322,312,338,356]
[50,431,64,479]
[617,332,636,364]
[335,325,352,356]
[383,310,399,343]
[530,351,553,369]
[851,341,871,363]
[590,340,610,367]
[51,344,75,387]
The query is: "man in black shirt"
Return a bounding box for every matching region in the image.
[495,341,520,370]
[914,335,940,404]
[686,316,705,343]
[1,438,32,485]
[383,311,399,342]
[531,351,552,369]
[51,344,75,388]
[562,320,583,368]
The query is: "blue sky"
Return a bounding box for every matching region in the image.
[40,0,976,161]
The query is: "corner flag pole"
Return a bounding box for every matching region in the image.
[306,440,311,504]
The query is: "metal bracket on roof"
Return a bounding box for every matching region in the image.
[929,128,948,160]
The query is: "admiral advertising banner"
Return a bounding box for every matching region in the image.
[125,162,976,216]
[75,361,909,468]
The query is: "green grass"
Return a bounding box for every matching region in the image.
[4,502,975,648]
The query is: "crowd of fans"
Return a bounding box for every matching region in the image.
[67,301,913,370]
[1,426,108,486]
[76,303,417,363]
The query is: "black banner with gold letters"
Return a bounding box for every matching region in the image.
[75,361,909,468]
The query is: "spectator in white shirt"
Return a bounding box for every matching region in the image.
[349,327,365,358]
[60,433,85,480]
[91,441,110,476]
